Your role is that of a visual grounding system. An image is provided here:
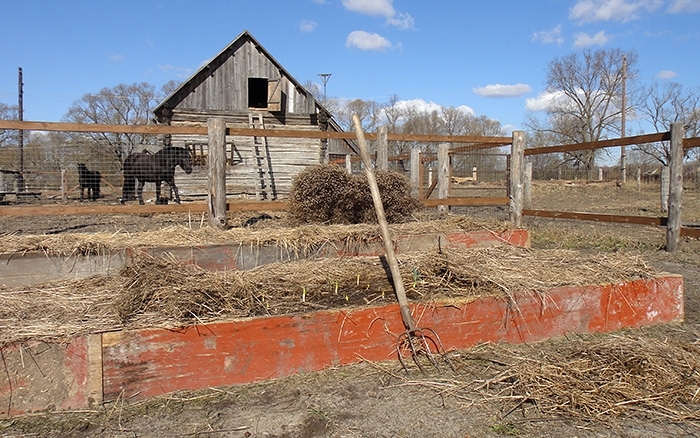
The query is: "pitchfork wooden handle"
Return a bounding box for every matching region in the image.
[352,115,416,332]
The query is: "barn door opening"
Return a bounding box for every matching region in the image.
[248,77,283,111]
[248,78,268,109]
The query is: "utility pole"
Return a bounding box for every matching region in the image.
[18,67,25,192]
[317,73,331,99]
[620,55,627,184]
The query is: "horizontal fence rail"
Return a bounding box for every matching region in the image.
[0,120,512,145]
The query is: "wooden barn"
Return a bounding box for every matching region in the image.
[153,30,355,200]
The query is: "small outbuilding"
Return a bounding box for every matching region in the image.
[153,30,355,200]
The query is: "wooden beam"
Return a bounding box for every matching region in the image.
[524,132,670,156]
[0,200,288,216]
[666,123,684,252]
[422,197,509,207]
[682,227,700,238]
[510,131,525,227]
[523,209,667,226]
[0,120,512,144]
[208,118,228,229]
[684,136,700,149]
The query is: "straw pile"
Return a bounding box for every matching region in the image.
[0,245,657,347]
[0,215,509,257]
[442,333,700,423]
[287,165,422,224]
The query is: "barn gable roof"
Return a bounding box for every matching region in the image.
[154,30,328,122]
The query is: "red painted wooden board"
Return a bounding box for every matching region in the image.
[0,336,99,416]
[101,275,683,402]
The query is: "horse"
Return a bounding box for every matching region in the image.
[120,146,193,205]
[77,163,101,201]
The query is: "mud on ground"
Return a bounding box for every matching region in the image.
[1,184,700,438]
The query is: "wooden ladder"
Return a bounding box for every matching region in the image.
[248,112,276,200]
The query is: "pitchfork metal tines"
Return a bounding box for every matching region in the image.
[397,326,455,376]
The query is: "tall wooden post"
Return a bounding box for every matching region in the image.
[437,143,449,214]
[509,131,525,227]
[376,125,388,171]
[665,122,684,252]
[524,161,532,209]
[61,169,67,202]
[207,118,228,229]
[410,147,420,197]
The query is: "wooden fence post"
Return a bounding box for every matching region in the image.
[61,169,67,201]
[666,122,684,252]
[510,131,525,227]
[437,143,449,214]
[345,154,352,174]
[376,126,388,171]
[410,147,420,197]
[524,161,532,209]
[207,117,227,230]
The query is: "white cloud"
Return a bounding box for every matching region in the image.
[342,0,415,29]
[658,69,678,79]
[159,64,194,79]
[668,0,700,13]
[311,0,327,4]
[525,91,567,112]
[343,0,395,16]
[345,30,392,51]
[573,30,609,47]
[473,84,532,98]
[386,12,415,29]
[109,54,125,63]
[570,0,663,23]
[532,24,564,46]
[501,124,517,136]
[396,99,474,116]
[300,20,317,33]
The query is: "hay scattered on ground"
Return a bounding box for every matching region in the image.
[0,245,657,347]
[403,332,700,424]
[0,215,511,257]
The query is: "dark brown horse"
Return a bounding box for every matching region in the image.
[120,147,193,205]
[77,163,101,201]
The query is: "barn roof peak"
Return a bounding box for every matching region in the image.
[153,30,320,121]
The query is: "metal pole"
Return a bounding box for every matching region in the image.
[317,73,331,99]
[18,67,25,192]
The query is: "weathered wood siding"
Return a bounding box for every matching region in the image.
[166,115,322,200]
[172,39,314,115]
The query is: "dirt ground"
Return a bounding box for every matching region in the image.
[1,182,700,437]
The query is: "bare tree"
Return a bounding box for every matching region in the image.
[0,102,19,148]
[62,82,158,168]
[636,81,700,212]
[160,80,181,100]
[335,99,382,132]
[528,48,638,171]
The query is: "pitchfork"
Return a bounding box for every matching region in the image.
[351,115,454,375]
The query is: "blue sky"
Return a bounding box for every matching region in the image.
[1,0,699,134]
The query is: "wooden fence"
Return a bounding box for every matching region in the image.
[0,119,698,251]
[0,119,514,219]
[520,123,700,250]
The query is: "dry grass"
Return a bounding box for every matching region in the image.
[0,215,511,257]
[0,244,657,348]
[388,331,700,424]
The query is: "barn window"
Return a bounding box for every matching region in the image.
[248,78,268,108]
